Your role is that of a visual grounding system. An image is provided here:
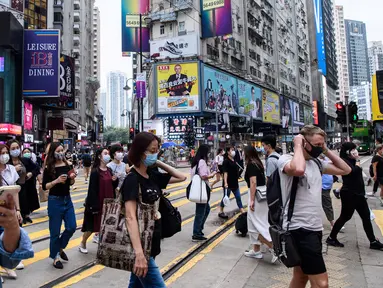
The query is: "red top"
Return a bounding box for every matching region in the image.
[94,169,114,231]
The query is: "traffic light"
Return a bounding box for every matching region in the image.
[129,127,134,140]
[348,101,358,123]
[335,102,346,124]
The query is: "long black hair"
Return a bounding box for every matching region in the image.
[216,148,223,156]
[46,142,69,177]
[191,144,209,168]
[244,145,264,170]
[92,147,107,173]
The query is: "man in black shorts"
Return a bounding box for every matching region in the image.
[278,125,351,287]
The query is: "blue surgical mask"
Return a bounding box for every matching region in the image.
[102,154,111,163]
[10,149,20,157]
[143,153,158,167]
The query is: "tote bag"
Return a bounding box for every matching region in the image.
[97,185,156,272]
[186,160,211,203]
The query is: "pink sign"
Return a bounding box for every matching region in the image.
[24,102,33,130]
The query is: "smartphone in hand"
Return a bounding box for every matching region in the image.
[0,185,21,206]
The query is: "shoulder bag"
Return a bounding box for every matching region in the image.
[186,161,211,203]
[251,162,267,202]
[97,184,157,272]
[159,195,182,238]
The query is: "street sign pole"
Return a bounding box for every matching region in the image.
[345,96,350,141]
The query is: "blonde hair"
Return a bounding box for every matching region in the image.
[300,125,326,138]
[376,144,383,152]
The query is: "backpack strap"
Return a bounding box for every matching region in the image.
[268,155,280,160]
[285,176,299,229]
[311,158,323,175]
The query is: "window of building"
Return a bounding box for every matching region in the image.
[53,12,63,22]
[178,21,185,31]
[160,25,165,35]
[169,23,173,31]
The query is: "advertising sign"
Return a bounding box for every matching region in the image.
[156,62,199,113]
[150,34,198,59]
[0,57,4,72]
[201,0,233,38]
[23,30,60,98]
[313,100,319,125]
[237,80,262,120]
[371,73,383,121]
[304,106,313,125]
[0,123,22,135]
[167,116,194,136]
[97,115,104,134]
[262,90,280,125]
[11,0,22,11]
[42,55,75,109]
[24,133,34,143]
[280,96,292,128]
[203,65,238,115]
[24,102,33,130]
[313,0,327,76]
[121,0,150,54]
[136,71,146,99]
[292,101,304,126]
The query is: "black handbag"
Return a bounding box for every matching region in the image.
[159,195,182,238]
[269,176,301,268]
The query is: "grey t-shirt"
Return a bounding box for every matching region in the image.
[278,154,327,231]
[107,161,127,188]
[266,152,280,177]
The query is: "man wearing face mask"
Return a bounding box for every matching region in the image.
[278,125,351,288]
[107,145,127,192]
[261,135,280,181]
[327,142,383,251]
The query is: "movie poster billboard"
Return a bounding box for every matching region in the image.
[203,65,238,115]
[262,89,280,124]
[201,0,233,38]
[121,0,150,54]
[304,105,313,125]
[292,101,304,126]
[280,96,292,128]
[237,80,262,120]
[23,30,60,98]
[156,62,199,113]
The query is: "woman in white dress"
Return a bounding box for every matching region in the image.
[243,145,277,263]
[211,149,224,189]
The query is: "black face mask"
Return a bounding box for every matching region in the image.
[305,139,323,158]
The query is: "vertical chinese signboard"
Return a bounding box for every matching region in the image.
[136,72,146,99]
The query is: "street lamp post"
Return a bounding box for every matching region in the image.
[121,109,131,131]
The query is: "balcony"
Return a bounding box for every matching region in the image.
[75,59,80,67]
[73,35,80,46]
[74,23,80,33]
[73,48,80,56]
[171,0,193,11]
[74,11,80,22]
[74,0,80,10]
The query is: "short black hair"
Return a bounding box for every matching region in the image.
[340,142,357,159]
[109,144,123,159]
[376,138,382,144]
[85,148,90,153]
[261,135,276,149]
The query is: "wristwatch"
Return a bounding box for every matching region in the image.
[322,148,329,155]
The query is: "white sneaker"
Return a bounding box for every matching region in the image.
[1,276,3,283]
[339,226,345,233]
[3,268,17,279]
[269,249,278,264]
[92,235,99,244]
[16,261,24,270]
[78,243,88,254]
[244,249,263,259]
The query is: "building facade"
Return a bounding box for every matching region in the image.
[368,41,383,82]
[106,71,127,128]
[92,5,100,106]
[345,19,370,86]
[333,5,350,103]
[349,82,371,121]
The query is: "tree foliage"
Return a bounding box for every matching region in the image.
[103,126,130,145]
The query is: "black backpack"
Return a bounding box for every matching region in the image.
[159,195,182,238]
[235,212,248,237]
[267,158,322,226]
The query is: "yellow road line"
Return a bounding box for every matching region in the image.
[373,210,383,236]
[25,207,85,227]
[52,265,105,288]
[29,219,84,241]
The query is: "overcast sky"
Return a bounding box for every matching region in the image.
[96,0,381,90]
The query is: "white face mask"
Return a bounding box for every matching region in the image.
[115,152,124,161]
[230,151,236,158]
[0,154,10,164]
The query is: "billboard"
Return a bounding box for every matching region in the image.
[136,71,146,99]
[24,102,33,130]
[292,101,304,126]
[201,0,233,38]
[42,55,75,109]
[262,89,280,124]
[150,34,198,59]
[237,80,262,120]
[156,62,199,113]
[121,0,150,54]
[23,30,60,98]
[313,0,327,76]
[313,100,319,125]
[372,73,383,121]
[280,96,292,128]
[203,65,238,115]
[0,123,22,136]
[304,105,313,125]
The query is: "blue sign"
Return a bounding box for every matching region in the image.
[23,30,60,97]
[313,0,326,76]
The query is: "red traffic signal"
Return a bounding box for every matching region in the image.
[335,102,344,110]
[129,128,134,133]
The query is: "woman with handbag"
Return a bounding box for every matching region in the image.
[210,148,224,189]
[243,146,278,263]
[42,142,77,269]
[79,148,118,254]
[191,145,217,241]
[122,132,186,287]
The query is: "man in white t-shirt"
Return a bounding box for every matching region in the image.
[278,125,351,288]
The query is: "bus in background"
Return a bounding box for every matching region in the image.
[351,120,374,154]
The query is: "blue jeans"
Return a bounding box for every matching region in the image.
[128,257,166,287]
[48,195,77,259]
[220,188,243,209]
[193,203,210,237]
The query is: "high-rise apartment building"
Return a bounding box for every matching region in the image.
[106,71,127,128]
[349,82,371,120]
[24,0,47,29]
[92,5,100,99]
[345,20,370,86]
[368,41,383,81]
[333,5,350,103]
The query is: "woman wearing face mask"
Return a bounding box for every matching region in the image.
[79,148,118,253]
[327,142,383,251]
[219,146,245,219]
[123,132,186,287]
[210,148,225,189]
[106,144,127,192]
[7,140,39,226]
[42,142,77,269]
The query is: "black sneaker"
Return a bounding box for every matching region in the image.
[332,189,341,199]
[53,260,63,269]
[370,240,383,251]
[25,217,33,224]
[326,237,344,247]
[60,250,69,261]
[192,235,207,242]
[218,212,228,219]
